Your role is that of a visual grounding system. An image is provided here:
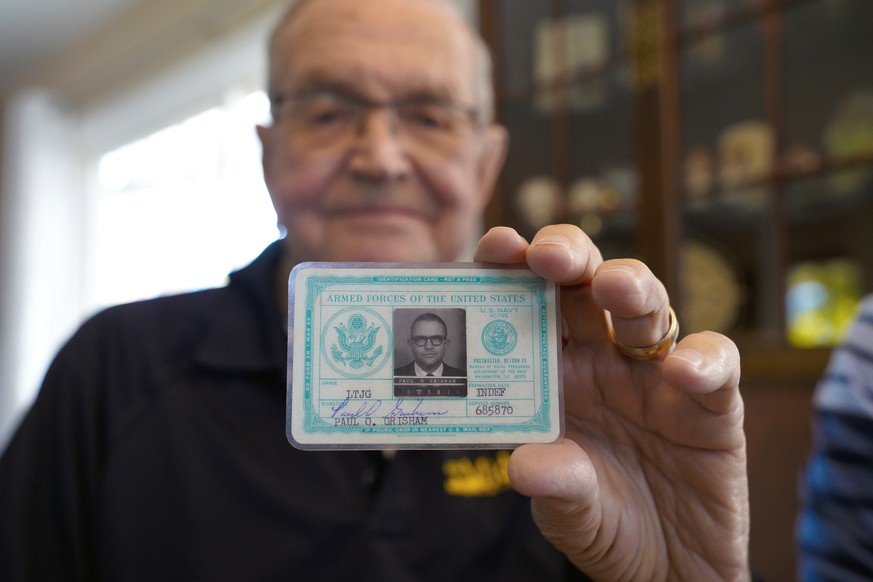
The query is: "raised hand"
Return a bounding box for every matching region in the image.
[475,225,749,582]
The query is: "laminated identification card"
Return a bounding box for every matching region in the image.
[286,263,563,449]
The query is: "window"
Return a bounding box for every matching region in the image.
[0,13,278,450]
[89,90,279,308]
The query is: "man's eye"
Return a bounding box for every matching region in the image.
[311,110,344,125]
[304,103,352,126]
[405,106,452,130]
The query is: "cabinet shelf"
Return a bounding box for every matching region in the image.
[682,150,873,201]
[677,0,820,46]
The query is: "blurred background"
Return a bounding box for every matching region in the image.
[0,0,287,450]
[1,1,870,580]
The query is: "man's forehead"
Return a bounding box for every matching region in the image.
[272,0,475,97]
[412,319,445,332]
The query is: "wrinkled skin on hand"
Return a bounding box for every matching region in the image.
[475,225,749,582]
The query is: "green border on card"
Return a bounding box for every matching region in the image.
[299,272,553,436]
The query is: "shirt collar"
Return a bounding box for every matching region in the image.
[193,240,287,372]
[414,362,444,377]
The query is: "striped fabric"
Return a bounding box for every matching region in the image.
[798,295,873,581]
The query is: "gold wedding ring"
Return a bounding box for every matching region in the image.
[612,306,679,360]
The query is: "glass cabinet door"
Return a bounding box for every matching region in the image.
[677,0,873,343]
[481,0,872,347]
[679,18,769,336]
[782,0,873,347]
[484,0,637,255]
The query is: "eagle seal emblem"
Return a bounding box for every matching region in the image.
[330,312,383,369]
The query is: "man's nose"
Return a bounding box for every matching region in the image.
[347,108,411,182]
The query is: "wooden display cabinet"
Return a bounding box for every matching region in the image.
[478,1,873,580]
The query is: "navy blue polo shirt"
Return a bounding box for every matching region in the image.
[0,241,579,581]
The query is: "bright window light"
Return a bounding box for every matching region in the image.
[92,90,279,308]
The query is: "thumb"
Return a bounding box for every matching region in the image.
[509,439,603,552]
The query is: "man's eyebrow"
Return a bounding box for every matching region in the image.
[283,73,460,104]
[277,75,358,99]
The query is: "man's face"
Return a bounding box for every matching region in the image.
[408,319,449,371]
[258,0,507,264]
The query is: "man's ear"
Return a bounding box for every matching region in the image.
[475,123,509,209]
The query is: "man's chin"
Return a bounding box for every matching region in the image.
[329,244,434,263]
[323,224,440,263]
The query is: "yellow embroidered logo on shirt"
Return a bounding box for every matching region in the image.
[442,451,511,497]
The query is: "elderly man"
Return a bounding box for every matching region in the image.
[0,0,749,580]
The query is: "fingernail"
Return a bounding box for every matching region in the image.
[536,235,570,249]
[599,264,636,276]
[672,349,704,368]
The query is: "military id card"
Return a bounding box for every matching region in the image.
[286,263,563,449]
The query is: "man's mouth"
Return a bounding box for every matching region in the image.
[323,206,435,222]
